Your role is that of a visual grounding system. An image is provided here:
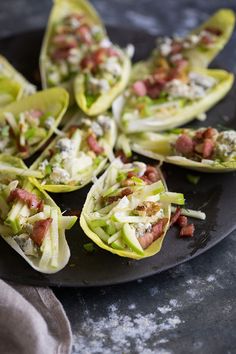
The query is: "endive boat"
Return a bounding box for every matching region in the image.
[40,0,106,92]
[114,66,234,133]
[30,112,117,192]
[0,87,69,159]
[74,45,131,115]
[0,155,77,273]
[80,158,186,259]
[154,9,235,69]
[130,127,236,172]
[0,55,36,97]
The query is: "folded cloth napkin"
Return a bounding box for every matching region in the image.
[0,280,72,354]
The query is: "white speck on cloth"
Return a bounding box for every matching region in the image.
[72,303,181,354]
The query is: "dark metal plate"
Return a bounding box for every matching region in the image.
[0,27,235,287]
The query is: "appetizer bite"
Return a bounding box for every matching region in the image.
[0,55,36,97]
[30,113,117,192]
[0,87,69,158]
[74,45,131,115]
[114,63,233,133]
[130,127,236,172]
[80,159,185,259]
[40,0,106,90]
[0,155,76,273]
[155,9,235,68]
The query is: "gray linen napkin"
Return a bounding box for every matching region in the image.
[0,280,72,354]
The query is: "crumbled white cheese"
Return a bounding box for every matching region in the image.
[165,79,206,100]
[158,37,172,56]
[14,233,37,256]
[39,159,49,172]
[91,121,103,137]
[69,17,81,29]
[88,77,110,93]
[50,166,70,184]
[80,118,92,127]
[134,223,152,237]
[97,115,111,130]
[215,130,236,161]
[101,57,122,77]
[125,44,135,58]
[100,37,112,48]
[68,48,82,64]
[189,72,216,89]
[44,116,55,129]
[48,71,60,85]
[56,138,74,152]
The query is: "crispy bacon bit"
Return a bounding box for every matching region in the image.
[132,81,147,96]
[76,24,92,44]
[170,207,181,226]
[31,218,52,246]
[81,47,119,72]
[202,139,214,158]
[177,215,188,227]
[64,209,81,217]
[120,188,133,197]
[138,218,167,249]
[170,42,183,55]
[141,165,161,184]
[87,134,104,155]
[179,224,195,237]
[203,127,217,139]
[115,150,131,163]
[30,110,43,118]
[8,189,44,211]
[52,48,71,61]
[67,125,80,138]
[175,134,194,155]
[205,27,222,36]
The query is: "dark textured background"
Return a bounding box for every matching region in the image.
[1,1,236,353]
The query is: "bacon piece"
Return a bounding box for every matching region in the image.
[87,134,104,155]
[171,42,183,55]
[170,207,181,226]
[64,209,81,217]
[145,81,162,99]
[138,219,167,249]
[52,34,77,49]
[177,215,188,227]
[205,27,222,36]
[141,167,160,185]
[175,134,194,155]
[114,150,131,163]
[202,139,214,159]
[201,33,214,45]
[203,127,218,139]
[179,224,195,237]
[8,188,44,211]
[120,188,133,197]
[132,81,147,97]
[30,110,43,118]
[51,48,71,61]
[138,232,154,249]
[76,24,92,44]
[31,218,52,246]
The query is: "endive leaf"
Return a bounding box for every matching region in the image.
[80,159,171,260]
[40,0,106,94]
[185,9,235,68]
[130,128,236,173]
[30,111,117,192]
[0,156,73,273]
[74,48,131,115]
[117,67,234,133]
[0,55,36,96]
[0,87,69,159]
[0,77,23,107]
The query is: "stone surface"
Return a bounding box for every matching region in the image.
[1,0,236,353]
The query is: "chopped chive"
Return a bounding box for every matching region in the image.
[186,174,200,185]
[83,242,95,253]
